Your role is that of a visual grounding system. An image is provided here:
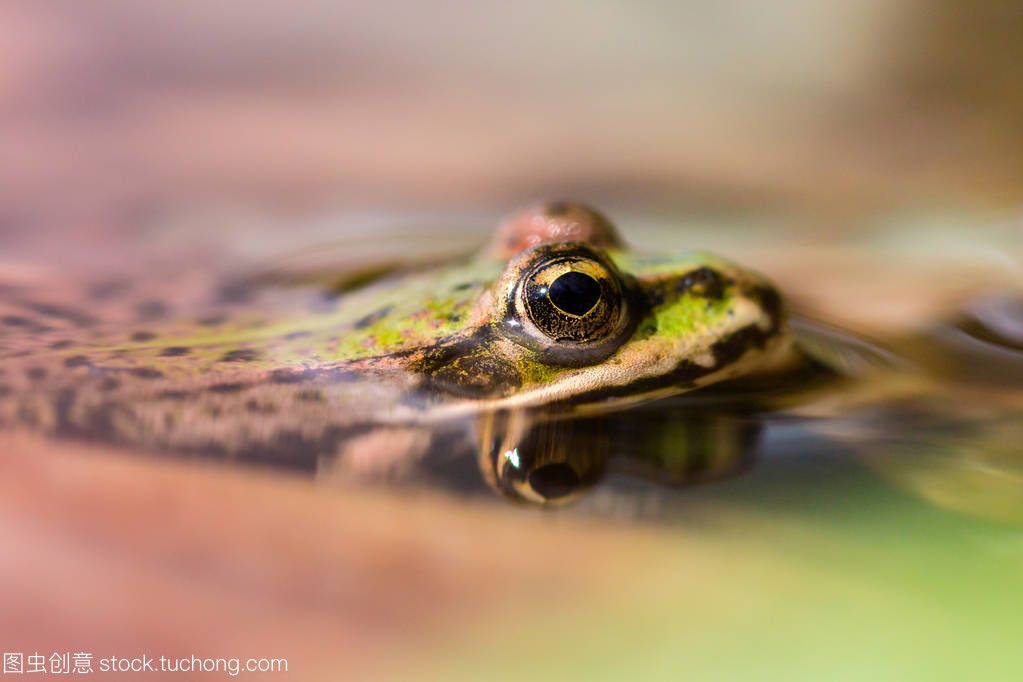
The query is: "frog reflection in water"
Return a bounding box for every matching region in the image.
[0,202,918,504]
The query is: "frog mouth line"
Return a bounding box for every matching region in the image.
[406,319,795,423]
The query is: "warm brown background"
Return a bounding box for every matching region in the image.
[2,0,1023,233]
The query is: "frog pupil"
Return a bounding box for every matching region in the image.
[548,271,601,317]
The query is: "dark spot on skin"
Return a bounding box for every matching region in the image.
[296,389,323,402]
[676,267,726,300]
[216,279,255,304]
[158,389,191,400]
[26,367,47,381]
[209,382,244,393]
[545,201,571,215]
[245,399,277,414]
[131,331,156,342]
[415,328,522,398]
[53,388,76,432]
[198,314,227,327]
[99,377,121,391]
[49,340,73,350]
[135,300,169,320]
[750,284,784,333]
[17,404,39,427]
[130,367,164,379]
[711,325,771,366]
[2,315,54,333]
[323,266,392,297]
[270,369,309,384]
[284,331,312,340]
[206,406,223,418]
[82,403,120,437]
[160,346,191,357]
[63,355,91,368]
[19,301,97,327]
[269,367,358,385]
[354,306,394,330]
[0,384,11,397]
[220,349,259,362]
[87,279,129,300]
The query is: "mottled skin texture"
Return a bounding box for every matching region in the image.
[0,202,792,475]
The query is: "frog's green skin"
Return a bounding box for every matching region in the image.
[0,202,792,476]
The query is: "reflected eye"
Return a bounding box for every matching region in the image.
[502,242,636,365]
[477,410,609,506]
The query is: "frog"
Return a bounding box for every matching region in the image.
[1,201,1018,510]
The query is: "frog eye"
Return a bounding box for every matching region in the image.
[501,243,635,365]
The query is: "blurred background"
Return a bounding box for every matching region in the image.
[2,0,1022,232]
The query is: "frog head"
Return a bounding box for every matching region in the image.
[395,201,792,410]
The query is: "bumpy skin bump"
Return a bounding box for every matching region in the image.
[0,202,793,462]
[484,201,624,260]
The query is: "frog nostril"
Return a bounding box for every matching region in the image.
[528,463,582,500]
[548,271,601,317]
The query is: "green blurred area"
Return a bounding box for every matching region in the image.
[407,430,1023,681]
